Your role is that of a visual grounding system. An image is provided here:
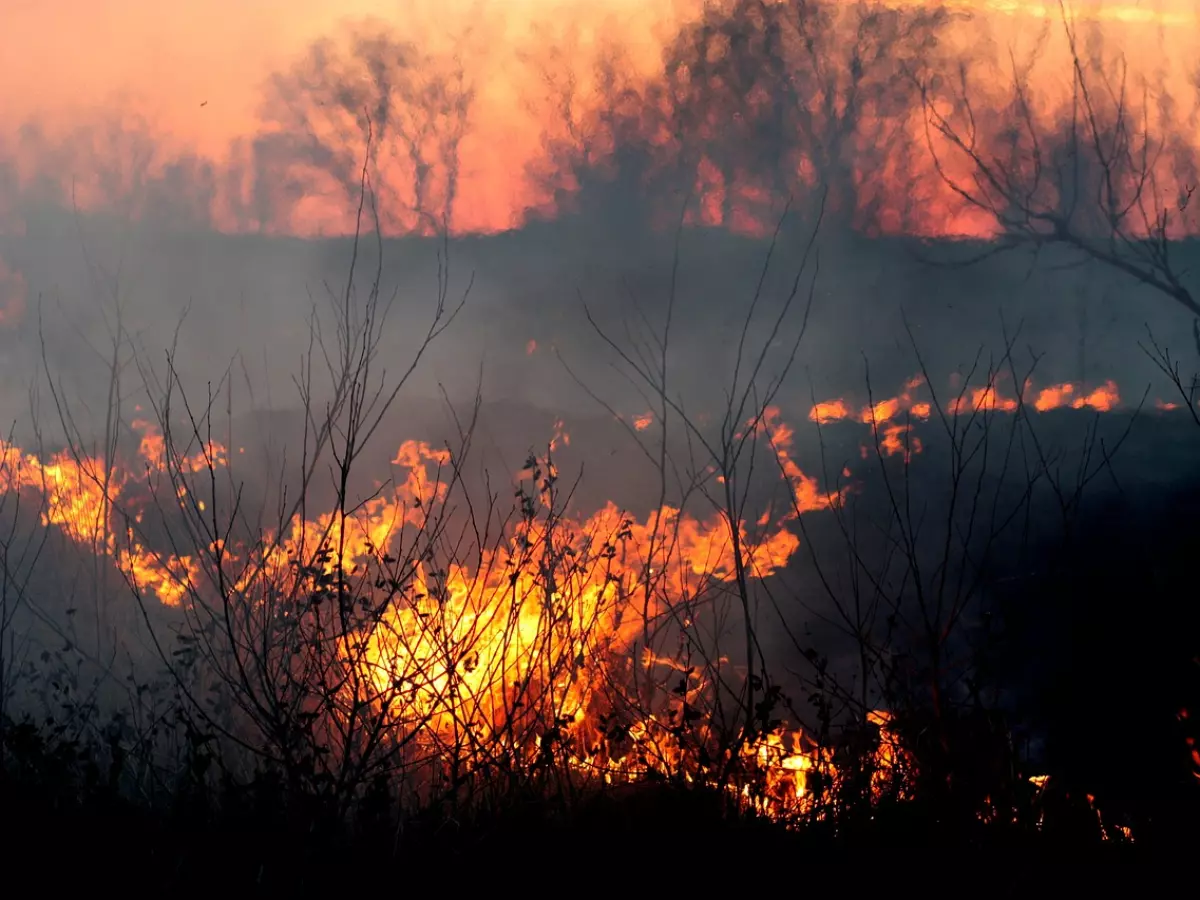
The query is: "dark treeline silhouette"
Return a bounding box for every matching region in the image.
[2,1,1194,248]
[527,0,954,234]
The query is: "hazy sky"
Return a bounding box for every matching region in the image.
[1,1,1196,236]
[0,1,675,153]
[4,1,1191,142]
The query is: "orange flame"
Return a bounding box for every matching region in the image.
[0,378,1147,823]
[809,399,850,424]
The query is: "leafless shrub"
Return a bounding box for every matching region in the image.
[919,1,1200,325]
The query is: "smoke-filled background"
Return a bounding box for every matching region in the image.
[3,0,1200,424]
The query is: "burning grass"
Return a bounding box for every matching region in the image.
[2,367,1190,847]
[0,404,860,819]
[3,189,1198,883]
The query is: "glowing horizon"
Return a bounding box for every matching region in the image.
[2,1,1198,238]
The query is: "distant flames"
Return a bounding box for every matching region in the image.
[806,374,1141,462]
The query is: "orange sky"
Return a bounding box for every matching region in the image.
[1,1,1197,236]
[0,1,677,154]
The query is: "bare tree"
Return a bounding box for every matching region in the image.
[919,2,1200,325]
[918,5,1200,802]
[756,317,1144,832]
[525,0,950,232]
[556,190,847,816]
[259,22,475,236]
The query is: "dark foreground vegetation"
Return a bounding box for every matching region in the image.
[0,752,1165,894]
[6,677,1187,894]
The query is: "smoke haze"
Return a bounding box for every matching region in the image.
[2,0,1199,560]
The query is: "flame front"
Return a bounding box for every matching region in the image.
[0,403,898,818]
[808,373,1141,462]
[0,381,1156,823]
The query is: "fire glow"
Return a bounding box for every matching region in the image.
[0,1,1196,242]
[806,374,1129,460]
[0,406,866,818]
[0,376,1161,823]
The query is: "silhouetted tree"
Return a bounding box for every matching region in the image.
[260,23,475,235]
[528,0,951,233]
[921,2,1200,325]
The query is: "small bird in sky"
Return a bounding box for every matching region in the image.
[200,100,208,107]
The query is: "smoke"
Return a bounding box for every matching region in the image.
[0,2,1195,464]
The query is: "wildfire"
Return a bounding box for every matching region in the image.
[0,401,908,819]
[809,399,850,425]
[808,373,1140,462]
[947,385,1020,416]
[1033,382,1076,411]
[0,422,207,607]
[1031,380,1121,412]
[755,406,849,515]
[0,389,1150,828]
[550,418,571,452]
